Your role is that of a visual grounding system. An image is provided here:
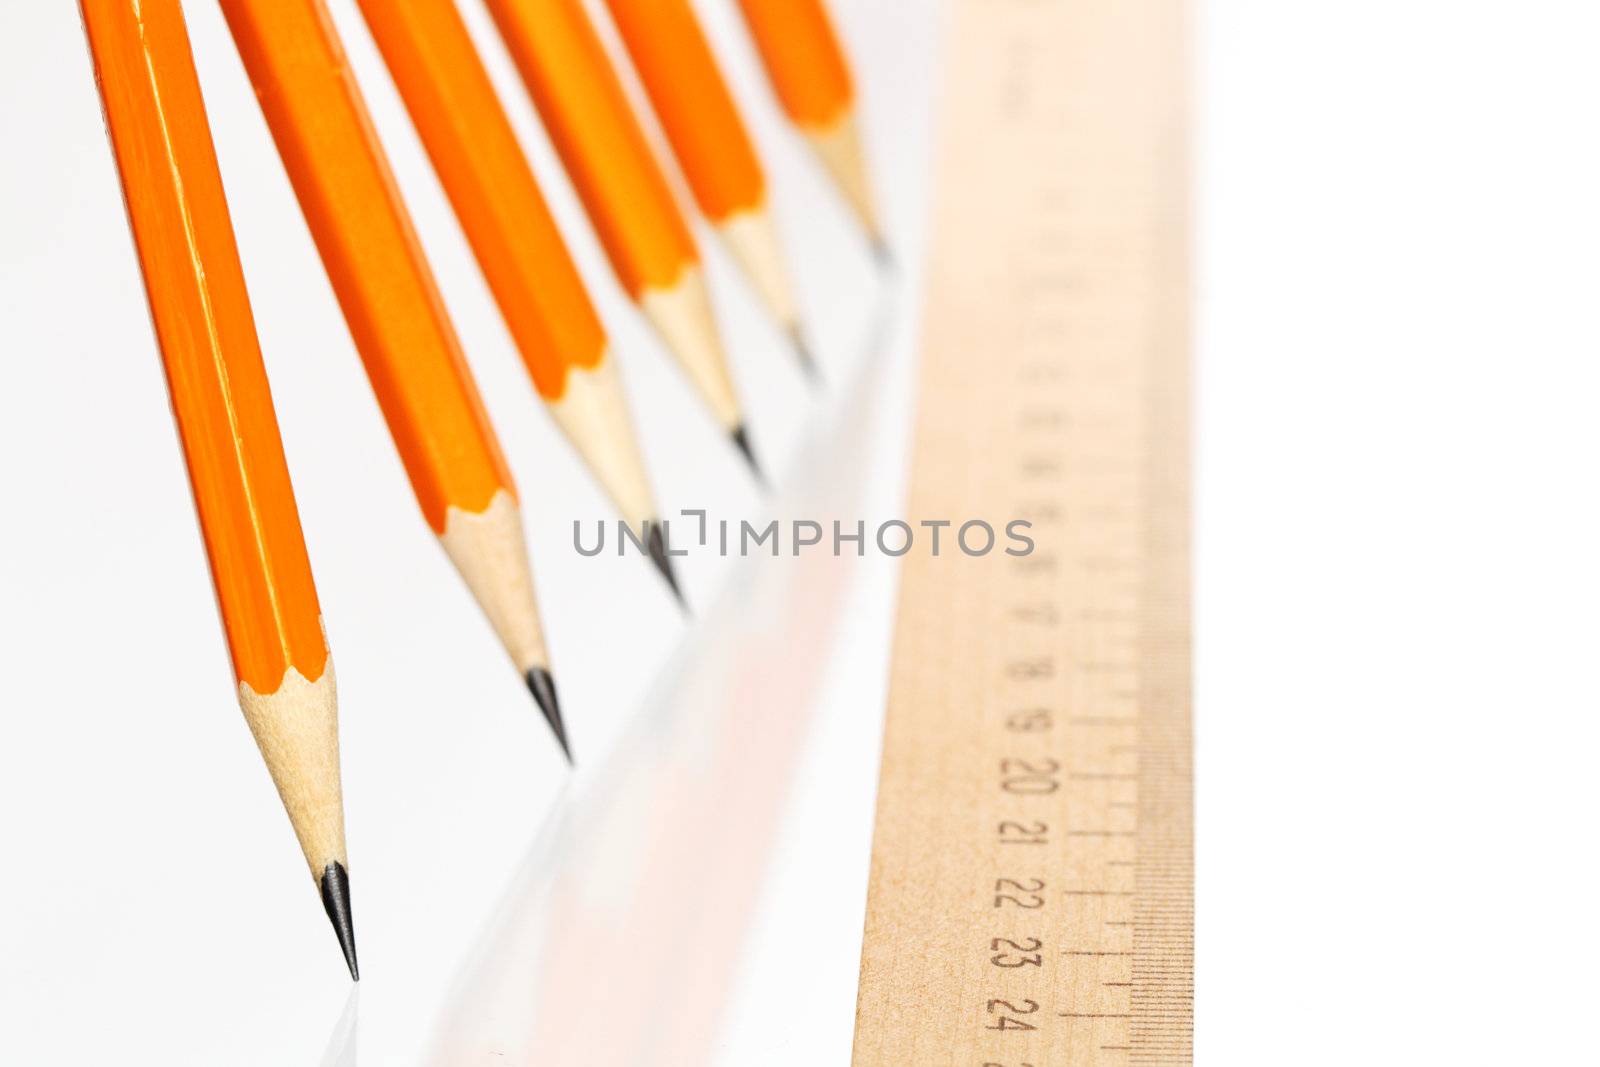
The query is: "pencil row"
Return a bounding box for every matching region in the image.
[80,0,878,980]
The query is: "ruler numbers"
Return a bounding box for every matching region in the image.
[982,177,1068,1060]
[851,0,1189,1061]
[980,51,1150,1063]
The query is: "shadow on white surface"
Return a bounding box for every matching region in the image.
[319,986,360,1067]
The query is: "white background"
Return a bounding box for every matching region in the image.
[2,0,1599,1064]
[1199,3,1600,1062]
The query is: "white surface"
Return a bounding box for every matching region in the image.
[0,0,930,1062]
[4,0,1600,1064]
[1197,2,1600,1062]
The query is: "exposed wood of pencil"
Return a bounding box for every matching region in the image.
[438,491,547,671]
[640,266,741,430]
[604,0,803,337]
[354,0,658,532]
[82,0,356,977]
[483,0,744,433]
[545,355,656,531]
[734,0,882,244]
[717,207,802,351]
[217,0,555,684]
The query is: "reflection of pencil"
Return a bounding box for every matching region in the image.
[217,0,572,759]
[353,0,682,604]
[603,0,816,378]
[483,0,765,479]
[734,0,885,258]
[81,0,357,977]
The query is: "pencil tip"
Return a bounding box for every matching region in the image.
[871,236,894,271]
[319,862,359,981]
[645,521,688,611]
[730,424,767,487]
[788,325,823,384]
[525,667,573,764]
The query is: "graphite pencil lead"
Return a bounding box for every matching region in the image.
[730,423,767,487]
[319,862,359,981]
[788,324,823,385]
[525,667,573,764]
[871,236,895,272]
[646,521,688,611]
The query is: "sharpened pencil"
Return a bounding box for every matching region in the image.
[483,0,765,479]
[217,0,572,757]
[353,0,682,602]
[734,0,885,258]
[603,0,815,378]
[81,0,357,977]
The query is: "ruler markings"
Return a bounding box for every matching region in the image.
[851,0,1190,1063]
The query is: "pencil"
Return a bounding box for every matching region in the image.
[217,0,572,758]
[482,0,764,477]
[352,0,682,602]
[603,0,816,379]
[81,0,357,977]
[733,0,885,258]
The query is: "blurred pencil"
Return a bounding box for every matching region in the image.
[603,0,816,378]
[734,0,885,258]
[217,0,572,758]
[81,0,357,977]
[353,0,682,603]
[483,0,765,478]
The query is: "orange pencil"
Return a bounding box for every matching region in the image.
[734,0,885,256]
[81,0,357,977]
[604,0,816,377]
[483,0,764,476]
[217,0,572,758]
[353,0,681,602]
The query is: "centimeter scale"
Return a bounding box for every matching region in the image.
[851,0,1192,1064]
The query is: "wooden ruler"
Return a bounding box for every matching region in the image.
[851,0,1191,1064]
